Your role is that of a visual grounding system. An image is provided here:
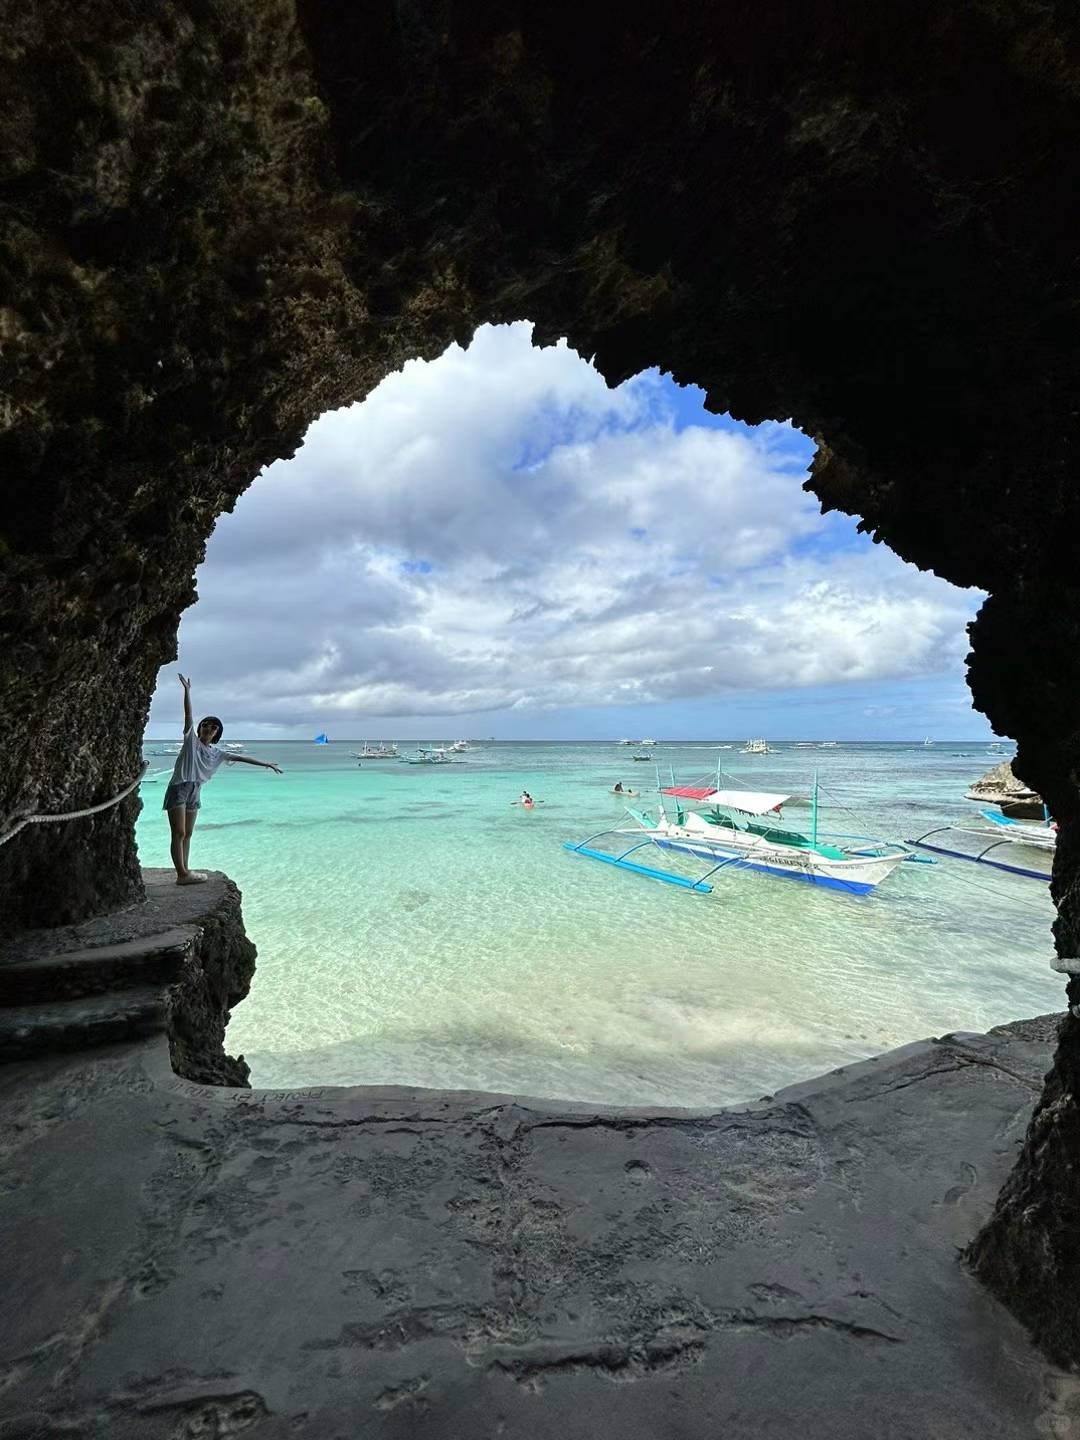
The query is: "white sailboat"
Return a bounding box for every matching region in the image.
[740,738,775,755]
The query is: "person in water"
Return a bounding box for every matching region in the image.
[163,673,283,885]
[520,791,533,805]
[613,782,624,793]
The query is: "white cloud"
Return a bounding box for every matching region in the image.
[153,323,981,730]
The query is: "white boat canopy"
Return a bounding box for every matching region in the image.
[663,786,790,815]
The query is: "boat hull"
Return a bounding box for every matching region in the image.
[651,834,905,893]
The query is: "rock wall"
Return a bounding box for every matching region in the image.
[0,869,255,1082]
[166,876,257,1087]
[2,0,1079,1363]
[965,591,1080,1366]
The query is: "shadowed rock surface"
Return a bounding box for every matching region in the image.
[2,1025,1077,1438]
[0,871,255,1084]
[2,0,1079,1368]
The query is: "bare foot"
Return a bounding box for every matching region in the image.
[176,873,208,886]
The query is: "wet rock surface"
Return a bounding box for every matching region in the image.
[1,1027,1074,1438]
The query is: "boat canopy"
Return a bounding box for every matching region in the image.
[663,786,789,815]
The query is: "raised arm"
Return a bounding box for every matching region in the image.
[226,754,283,774]
[179,673,193,733]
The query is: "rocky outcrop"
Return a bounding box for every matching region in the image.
[967,760,1044,819]
[963,590,1080,1365]
[0,870,255,1086]
[2,0,1079,1366]
[165,876,256,1086]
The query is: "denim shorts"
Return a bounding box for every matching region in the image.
[162,780,201,812]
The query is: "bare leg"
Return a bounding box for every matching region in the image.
[171,805,206,884]
[182,808,200,873]
[168,806,189,880]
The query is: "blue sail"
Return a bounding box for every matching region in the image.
[313,732,329,744]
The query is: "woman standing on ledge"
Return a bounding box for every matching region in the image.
[163,673,283,885]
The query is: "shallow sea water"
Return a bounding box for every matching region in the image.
[137,740,1060,1107]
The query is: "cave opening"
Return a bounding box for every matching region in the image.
[3,0,1079,1377]
[130,321,1059,1106]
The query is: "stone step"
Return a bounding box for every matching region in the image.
[0,987,169,1063]
[0,928,193,1006]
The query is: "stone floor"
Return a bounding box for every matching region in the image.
[2,1021,1078,1438]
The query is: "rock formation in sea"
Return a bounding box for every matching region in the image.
[967,760,1044,819]
[1,0,1078,1367]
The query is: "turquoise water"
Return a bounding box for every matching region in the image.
[137,741,1060,1107]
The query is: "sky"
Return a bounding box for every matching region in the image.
[147,322,994,741]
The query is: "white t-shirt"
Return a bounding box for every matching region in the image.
[171,728,230,787]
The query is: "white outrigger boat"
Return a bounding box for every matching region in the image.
[352,741,399,760]
[565,771,922,896]
[965,810,1056,852]
[401,745,454,765]
[907,809,1055,881]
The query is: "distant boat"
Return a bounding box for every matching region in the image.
[819,741,840,749]
[632,753,653,761]
[639,738,657,747]
[313,733,330,745]
[617,738,635,746]
[740,739,775,755]
[402,746,453,765]
[352,742,398,759]
[793,742,816,749]
[923,737,934,747]
[225,742,245,753]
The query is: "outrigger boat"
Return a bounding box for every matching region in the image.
[565,770,921,896]
[352,741,399,760]
[907,809,1055,881]
[401,745,454,765]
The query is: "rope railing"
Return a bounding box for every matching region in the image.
[0,763,149,848]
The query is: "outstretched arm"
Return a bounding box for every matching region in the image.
[226,754,283,774]
[179,673,193,734]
